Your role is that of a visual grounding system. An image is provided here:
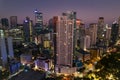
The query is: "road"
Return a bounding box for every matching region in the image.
[8,69,46,80]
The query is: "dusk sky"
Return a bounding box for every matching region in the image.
[1,0,120,25]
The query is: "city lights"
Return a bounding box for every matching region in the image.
[1,1,120,79]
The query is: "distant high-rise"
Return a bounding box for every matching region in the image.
[1,18,9,29]
[97,17,106,40]
[55,11,76,68]
[10,16,17,28]
[80,35,91,50]
[111,21,119,44]
[89,23,97,46]
[34,9,43,34]
[96,17,107,48]
[76,19,81,47]
[98,17,104,24]
[23,17,33,42]
[0,37,14,67]
[105,24,111,40]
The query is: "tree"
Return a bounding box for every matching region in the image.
[94,52,120,79]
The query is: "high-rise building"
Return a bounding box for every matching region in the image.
[98,17,104,24]
[55,11,76,68]
[10,16,17,28]
[0,38,7,67]
[96,17,108,50]
[105,24,111,47]
[111,21,119,44]
[76,19,81,47]
[97,17,106,40]
[89,23,97,46]
[1,18,9,29]
[51,16,58,69]
[105,24,111,40]
[34,9,43,35]
[0,37,14,67]
[23,17,33,42]
[80,35,91,50]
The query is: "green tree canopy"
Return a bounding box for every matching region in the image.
[94,51,120,79]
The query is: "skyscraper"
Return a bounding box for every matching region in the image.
[1,18,9,29]
[55,11,76,68]
[80,35,91,50]
[97,17,106,40]
[10,16,17,28]
[0,37,14,67]
[105,24,111,47]
[96,17,107,49]
[105,24,111,40]
[89,23,97,46]
[34,9,43,35]
[111,21,119,44]
[23,17,33,42]
[76,19,81,47]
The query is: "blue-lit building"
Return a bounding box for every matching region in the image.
[0,37,14,68]
[9,61,21,74]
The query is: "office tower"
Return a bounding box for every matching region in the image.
[0,38,8,67]
[105,24,111,46]
[23,17,33,42]
[80,35,91,50]
[7,37,14,58]
[51,16,58,70]
[55,11,76,68]
[76,19,81,47]
[111,21,119,44]
[48,18,54,32]
[79,23,85,37]
[10,16,17,28]
[89,23,97,46]
[97,17,106,40]
[105,24,111,40]
[0,37,14,67]
[1,18,9,29]
[78,23,86,49]
[34,9,43,35]
[98,17,104,24]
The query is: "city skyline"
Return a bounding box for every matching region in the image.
[1,0,120,24]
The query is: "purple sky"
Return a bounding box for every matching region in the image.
[0,0,120,25]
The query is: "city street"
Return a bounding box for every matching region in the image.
[8,69,46,80]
